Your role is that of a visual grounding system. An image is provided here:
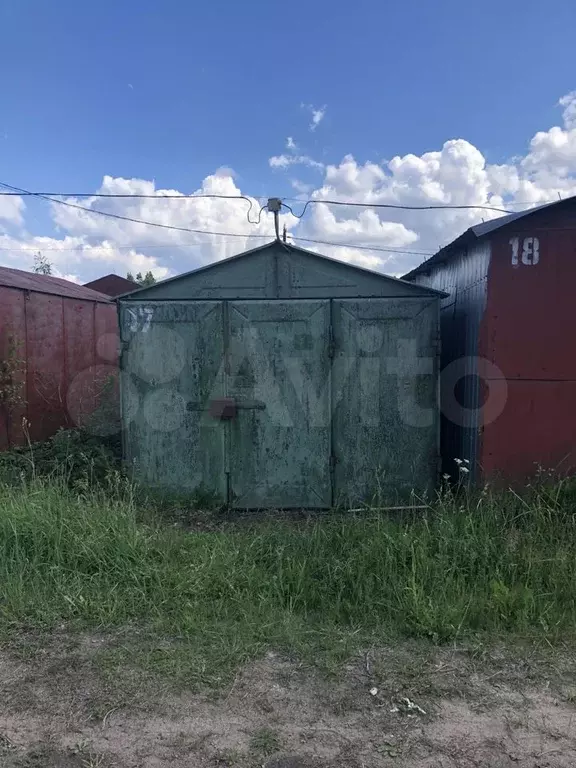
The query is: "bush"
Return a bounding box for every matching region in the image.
[0,428,121,487]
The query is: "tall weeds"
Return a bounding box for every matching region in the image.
[0,476,575,644]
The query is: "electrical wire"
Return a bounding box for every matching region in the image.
[283,199,512,219]
[0,181,270,239]
[0,238,435,257]
[0,180,438,255]
[0,188,554,212]
[12,180,561,258]
[0,182,267,224]
[289,237,433,256]
[281,195,566,209]
[0,190,269,201]
[0,239,436,256]
[0,240,268,252]
[0,183,540,216]
[279,203,437,254]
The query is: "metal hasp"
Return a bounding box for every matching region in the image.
[118,240,444,509]
[187,397,266,419]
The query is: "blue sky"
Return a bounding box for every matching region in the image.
[1,0,576,281]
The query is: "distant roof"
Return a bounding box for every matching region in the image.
[403,197,576,280]
[0,266,111,302]
[84,273,138,297]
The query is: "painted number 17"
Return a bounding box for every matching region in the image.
[510,236,540,266]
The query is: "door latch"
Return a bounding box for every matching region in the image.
[186,398,266,420]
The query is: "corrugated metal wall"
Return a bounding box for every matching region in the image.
[0,286,118,449]
[411,241,490,479]
[480,214,576,481]
[410,200,576,485]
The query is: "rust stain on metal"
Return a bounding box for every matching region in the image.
[0,268,118,449]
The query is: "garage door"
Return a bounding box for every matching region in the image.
[227,300,332,508]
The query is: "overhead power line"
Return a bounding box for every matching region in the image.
[0,190,270,201]
[0,240,267,251]
[281,196,564,210]
[282,200,512,219]
[0,180,269,237]
[0,180,437,256]
[0,239,435,257]
[289,236,433,256]
[0,182,521,214]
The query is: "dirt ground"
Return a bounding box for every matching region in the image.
[0,632,575,767]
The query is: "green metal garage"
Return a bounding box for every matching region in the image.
[118,241,443,508]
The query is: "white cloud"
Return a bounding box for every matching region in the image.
[48,172,286,271]
[0,170,297,283]
[291,92,576,271]
[301,203,418,247]
[0,194,25,228]
[3,91,576,282]
[291,179,313,195]
[54,270,81,284]
[269,154,324,170]
[559,92,576,130]
[0,233,170,283]
[301,103,327,132]
[293,202,421,273]
[286,136,297,151]
[310,105,326,131]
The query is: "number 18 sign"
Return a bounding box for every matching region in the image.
[510,236,540,266]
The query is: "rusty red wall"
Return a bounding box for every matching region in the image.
[480,208,576,481]
[0,286,118,449]
[0,287,27,449]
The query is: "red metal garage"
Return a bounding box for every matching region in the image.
[0,267,118,449]
[404,196,576,484]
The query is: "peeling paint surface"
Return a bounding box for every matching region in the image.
[121,296,440,507]
[332,298,439,505]
[119,243,441,507]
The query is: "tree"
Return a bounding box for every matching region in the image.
[127,271,156,287]
[32,252,52,275]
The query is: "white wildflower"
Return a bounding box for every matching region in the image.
[369,687,378,696]
[459,466,470,474]
[454,458,463,465]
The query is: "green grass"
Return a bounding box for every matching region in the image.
[0,474,576,684]
[249,727,282,756]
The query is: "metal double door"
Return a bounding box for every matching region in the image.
[122,297,438,508]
